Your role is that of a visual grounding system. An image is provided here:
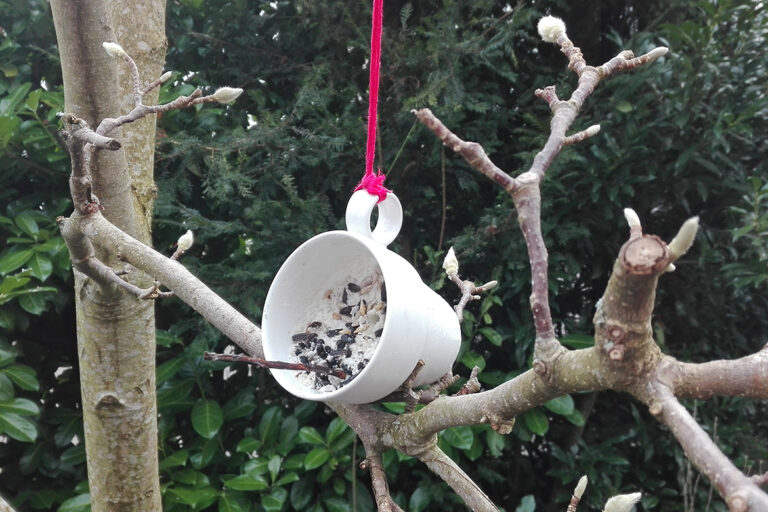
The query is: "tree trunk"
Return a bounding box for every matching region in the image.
[50,1,166,510]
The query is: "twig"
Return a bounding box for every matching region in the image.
[646,383,768,511]
[414,25,667,374]
[203,351,346,379]
[360,451,404,512]
[752,472,768,487]
[455,366,481,395]
[443,247,498,320]
[412,444,498,512]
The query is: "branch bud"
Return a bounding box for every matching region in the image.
[102,41,127,58]
[623,208,641,230]
[574,475,588,499]
[537,16,567,43]
[443,247,459,276]
[177,230,194,252]
[603,492,642,512]
[212,87,244,104]
[668,216,699,259]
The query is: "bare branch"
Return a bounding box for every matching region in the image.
[411,443,498,512]
[69,212,264,358]
[456,366,481,396]
[142,70,173,96]
[203,351,347,379]
[360,453,404,512]
[673,348,768,399]
[563,124,601,146]
[412,108,517,193]
[644,384,768,511]
[443,246,498,320]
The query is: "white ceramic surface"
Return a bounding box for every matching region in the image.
[262,191,461,404]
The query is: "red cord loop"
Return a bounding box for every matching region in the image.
[354,0,391,203]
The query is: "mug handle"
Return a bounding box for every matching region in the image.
[345,190,402,246]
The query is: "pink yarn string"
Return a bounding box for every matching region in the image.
[354,0,391,203]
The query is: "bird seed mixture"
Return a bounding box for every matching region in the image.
[290,270,386,393]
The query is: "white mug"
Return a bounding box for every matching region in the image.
[262,190,461,404]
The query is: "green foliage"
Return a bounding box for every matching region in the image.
[1,0,767,510]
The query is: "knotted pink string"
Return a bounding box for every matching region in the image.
[354,0,391,203]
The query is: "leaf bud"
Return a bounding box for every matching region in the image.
[177,230,194,252]
[442,247,459,276]
[537,16,567,43]
[212,87,244,104]
[102,41,127,58]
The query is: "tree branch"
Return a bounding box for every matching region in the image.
[63,212,264,358]
[673,346,768,399]
[643,383,768,511]
[411,443,498,512]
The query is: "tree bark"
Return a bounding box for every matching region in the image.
[50,1,166,510]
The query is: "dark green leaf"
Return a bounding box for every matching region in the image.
[156,330,182,347]
[218,491,250,512]
[381,402,406,413]
[191,438,219,470]
[236,437,262,454]
[0,82,31,115]
[268,454,282,483]
[14,212,38,237]
[298,426,325,445]
[0,247,34,274]
[515,494,536,512]
[0,412,37,442]
[478,326,503,346]
[156,356,185,383]
[57,493,90,512]
[191,399,223,439]
[28,253,52,281]
[565,410,586,427]
[259,405,282,446]
[0,373,13,400]
[304,447,330,470]
[543,395,575,416]
[409,487,430,512]
[171,468,209,486]
[278,415,299,447]
[243,458,269,475]
[486,429,505,458]
[0,398,39,416]
[323,497,350,512]
[223,473,269,491]
[523,409,549,436]
[261,487,288,512]
[0,345,15,368]
[222,392,256,421]
[19,292,46,315]
[560,334,594,349]
[442,426,474,450]
[61,445,87,466]
[166,486,218,508]
[325,417,348,443]
[24,89,41,111]
[3,364,39,391]
[290,477,314,509]
[159,449,189,470]
[275,472,300,486]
